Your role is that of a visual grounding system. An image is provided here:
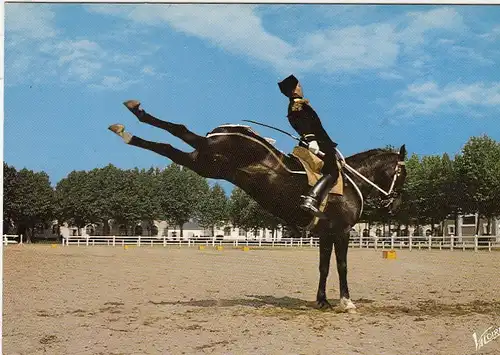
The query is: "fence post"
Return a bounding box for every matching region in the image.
[409,235,412,251]
[259,239,262,247]
[428,235,432,250]
[474,235,478,252]
[163,235,166,247]
[86,237,89,246]
[310,237,313,247]
[450,234,454,251]
[360,234,363,249]
[488,241,491,252]
[138,235,141,247]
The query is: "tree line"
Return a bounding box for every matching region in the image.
[363,135,500,236]
[3,163,283,242]
[4,134,500,242]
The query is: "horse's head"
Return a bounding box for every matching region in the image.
[347,144,407,216]
[374,144,407,216]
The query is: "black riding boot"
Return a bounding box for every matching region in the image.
[300,174,338,219]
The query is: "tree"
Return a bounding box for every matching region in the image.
[197,183,229,237]
[454,135,500,234]
[228,187,282,238]
[55,170,100,235]
[156,164,210,239]
[9,168,55,243]
[3,163,18,234]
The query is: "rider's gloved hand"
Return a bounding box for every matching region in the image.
[308,140,320,155]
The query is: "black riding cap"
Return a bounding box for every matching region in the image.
[278,74,299,98]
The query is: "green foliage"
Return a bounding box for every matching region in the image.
[228,187,282,234]
[197,183,229,236]
[4,134,500,238]
[5,166,55,242]
[156,164,210,238]
[454,135,500,219]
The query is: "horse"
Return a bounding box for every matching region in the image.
[108,100,407,313]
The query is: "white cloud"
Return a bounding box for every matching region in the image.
[392,81,500,117]
[398,7,465,49]
[478,25,500,41]
[295,23,400,73]
[5,4,57,39]
[88,4,294,72]
[89,76,140,91]
[85,5,469,77]
[378,71,403,81]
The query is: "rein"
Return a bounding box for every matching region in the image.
[341,159,405,197]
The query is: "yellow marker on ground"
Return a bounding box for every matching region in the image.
[51,244,57,248]
[383,250,397,259]
[198,245,205,250]
[242,246,250,251]
[124,245,129,250]
[215,245,223,251]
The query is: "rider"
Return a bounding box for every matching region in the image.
[278,74,340,219]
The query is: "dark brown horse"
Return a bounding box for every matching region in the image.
[109,100,407,313]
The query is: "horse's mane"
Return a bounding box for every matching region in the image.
[345,149,398,169]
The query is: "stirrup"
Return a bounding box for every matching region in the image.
[300,196,328,219]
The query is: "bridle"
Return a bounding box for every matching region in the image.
[339,155,405,208]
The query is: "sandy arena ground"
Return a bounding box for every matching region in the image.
[3,244,500,355]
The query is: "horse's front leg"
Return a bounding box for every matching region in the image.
[316,235,334,309]
[334,233,357,313]
[123,100,207,150]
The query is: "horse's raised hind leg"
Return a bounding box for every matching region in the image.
[108,124,201,172]
[123,100,207,150]
[316,235,334,309]
[334,234,357,313]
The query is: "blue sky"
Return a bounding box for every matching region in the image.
[4,4,500,193]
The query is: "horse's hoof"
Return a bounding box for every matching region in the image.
[339,297,357,313]
[123,100,141,110]
[108,124,125,134]
[316,299,333,310]
[108,124,132,144]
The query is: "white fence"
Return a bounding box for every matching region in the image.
[4,234,500,252]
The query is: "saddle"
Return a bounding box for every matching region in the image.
[291,146,344,196]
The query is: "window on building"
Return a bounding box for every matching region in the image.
[239,229,246,236]
[85,225,94,236]
[151,225,159,236]
[224,227,231,236]
[425,229,432,236]
[462,215,476,225]
[447,225,455,236]
[254,230,260,237]
[375,229,382,237]
[362,229,369,238]
[134,225,143,236]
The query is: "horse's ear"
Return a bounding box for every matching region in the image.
[398,144,406,160]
